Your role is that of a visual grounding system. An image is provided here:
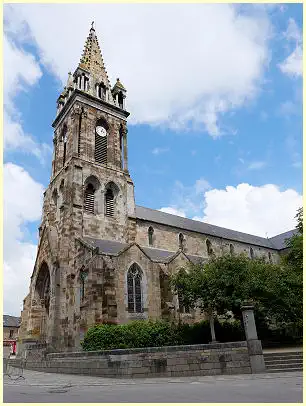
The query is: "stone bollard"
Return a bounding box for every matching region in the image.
[241,302,266,373]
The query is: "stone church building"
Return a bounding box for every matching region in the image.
[19,25,295,352]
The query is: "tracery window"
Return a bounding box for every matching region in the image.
[127,264,143,313]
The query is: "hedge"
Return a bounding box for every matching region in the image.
[81,319,302,351]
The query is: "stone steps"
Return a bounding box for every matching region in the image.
[264,351,303,373]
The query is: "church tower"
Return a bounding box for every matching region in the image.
[19,24,138,352]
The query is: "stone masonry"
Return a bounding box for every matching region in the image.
[18,23,296,353]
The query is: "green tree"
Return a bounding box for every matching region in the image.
[282,207,303,273]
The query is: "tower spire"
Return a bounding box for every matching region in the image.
[78,22,111,88]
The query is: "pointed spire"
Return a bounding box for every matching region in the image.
[78,22,111,88]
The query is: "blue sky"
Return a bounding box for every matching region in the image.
[3,3,303,315]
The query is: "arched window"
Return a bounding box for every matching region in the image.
[250,247,254,259]
[35,262,50,315]
[179,233,184,249]
[80,269,88,301]
[230,243,234,256]
[148,226,154,246]
[84,183,95,214]
[105,189,114,217]
[127,264,143,313]
[268,252,272,263]
[95,120,108,164]
[97,83,106,100]
[206,239,213,256]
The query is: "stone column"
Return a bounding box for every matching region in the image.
[241,302,265,373]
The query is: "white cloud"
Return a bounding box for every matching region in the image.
[5,3,272,136]
[279,18,302,77]
[202,183,302,237]
[4,163,44,316]
[247,161,266,170]
[159,207,186,218]
[3,32,52,161]
[152,147,169,155]
[162,180,302,237]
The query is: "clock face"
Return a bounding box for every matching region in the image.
[96,126,107,137]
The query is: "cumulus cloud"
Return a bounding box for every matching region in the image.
[4,163,44,316]
[5,3,272,136]
[3,32,51,161]
[152,147,169,155]
[161,180,302,237]
[279,18,302,77]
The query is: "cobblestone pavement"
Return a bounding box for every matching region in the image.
[3,369,303,403]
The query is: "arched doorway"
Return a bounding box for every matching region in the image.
[34,262,51,341]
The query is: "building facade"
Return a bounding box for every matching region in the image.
[19,25,295,352]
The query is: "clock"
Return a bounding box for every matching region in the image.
[96,126,107,137]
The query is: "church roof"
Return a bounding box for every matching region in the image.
[78,22,111,88]
[135,206,295,250]
[3,315,21,328]
[83,237,129,255]
[268,229,297,250]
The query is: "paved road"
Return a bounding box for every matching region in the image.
[3,369,302,403]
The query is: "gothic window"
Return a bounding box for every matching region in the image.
[179,233,184,249]
[95,121,108,164]
[35,262,50,315]
[230,243,234,256]
[98,83,106,100]
[105,188,114,217]
[127,264,143,313]
[148,226,154,246]
[206,239,213,256]
[250,247,254,259]
[84,183,95,214]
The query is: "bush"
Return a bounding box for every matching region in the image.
[81,318,302,351]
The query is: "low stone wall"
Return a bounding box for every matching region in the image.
[10,341,253,378]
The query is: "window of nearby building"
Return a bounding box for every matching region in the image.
[127,264,143,313]
[9,330,14,338]
[148,226,154,246]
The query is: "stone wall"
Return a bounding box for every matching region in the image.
[11,342,253,378]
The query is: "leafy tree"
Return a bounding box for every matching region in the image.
[283,207,303,273]
[171,253,302,340]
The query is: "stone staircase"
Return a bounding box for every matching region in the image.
[264,351,303,373]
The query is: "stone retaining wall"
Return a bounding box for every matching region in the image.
[10,341,252,378]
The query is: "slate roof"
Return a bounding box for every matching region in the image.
[82,237,205,264]
[135,205,295,250]
[3,315,21,328]
[83,237,128,255]
[269,229,297,250]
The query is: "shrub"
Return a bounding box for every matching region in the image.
[81,318,302,351]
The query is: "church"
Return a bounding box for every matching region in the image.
[18,24,295,352]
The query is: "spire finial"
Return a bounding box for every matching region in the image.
[91,21,95,30]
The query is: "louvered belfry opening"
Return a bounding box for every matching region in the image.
[95,132,107,164]
[127,264,143,313]
[105,188,114,217]
[84,183,95,213]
